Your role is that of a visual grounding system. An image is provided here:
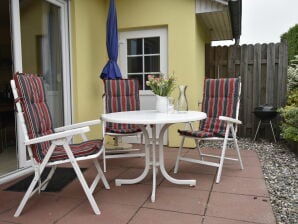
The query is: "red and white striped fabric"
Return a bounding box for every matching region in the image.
[13,73,102,163]
[178,78,240,138]
[104,79,141,133]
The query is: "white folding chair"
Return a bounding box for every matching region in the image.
[11,72,110,217]
[174,77,244,183]
[102,79,145,172]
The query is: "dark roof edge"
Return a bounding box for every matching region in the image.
[228,0,242,44]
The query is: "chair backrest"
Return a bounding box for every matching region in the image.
[199,77,241,137]
[103,79,140,133]
[12,72,54,162]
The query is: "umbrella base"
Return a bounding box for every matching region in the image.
[105,142,133,150]
[105,137,133,151]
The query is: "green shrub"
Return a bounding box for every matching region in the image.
[287,66,298,92]
[278,64,298,142]
[279,103,298,142]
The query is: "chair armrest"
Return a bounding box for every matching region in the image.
[54,119,101,132]
[219,116,242,125]
[25,127,90,145]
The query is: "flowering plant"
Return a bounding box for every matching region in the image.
[146,74,176,96]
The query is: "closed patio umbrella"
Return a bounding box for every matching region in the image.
[100,0,122,79]
[101,0,131,150]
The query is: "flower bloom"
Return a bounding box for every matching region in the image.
[145,73,176,96]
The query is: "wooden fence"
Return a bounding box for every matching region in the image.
[205,43,288,140]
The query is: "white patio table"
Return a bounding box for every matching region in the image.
[101,110,207,202]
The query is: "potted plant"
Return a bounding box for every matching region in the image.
[146,73,176,112]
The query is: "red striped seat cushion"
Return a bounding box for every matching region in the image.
[14,73,102,163]
[104,79,141,134]
[178,78,240,138]
[178,130,214,138]
[49,139,102,162]
[105,127,142,134]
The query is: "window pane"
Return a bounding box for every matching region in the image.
[127,38,142,55]
[128,74,143,89]
[144,37,160,54]
[145,56,160,72]
[127,57,143,73]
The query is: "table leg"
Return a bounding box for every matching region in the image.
[151,125,157,202]
[115,125,150,186]
[158,124,196,187]
[115,122,196,201]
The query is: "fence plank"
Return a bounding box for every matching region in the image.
[246,45,254,136]
[252,44,262,134]
[278,42,288,107]
[266,43,276,105]
[240,45,248,136]
[228,46,235,75]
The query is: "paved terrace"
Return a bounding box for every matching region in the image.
[0,145,276,224]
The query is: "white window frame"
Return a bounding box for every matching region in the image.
[119,28,168,96]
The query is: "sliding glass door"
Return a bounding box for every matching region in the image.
[11,0,71,169]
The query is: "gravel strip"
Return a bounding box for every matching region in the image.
[204,138,298,224]
[244,138,297,224]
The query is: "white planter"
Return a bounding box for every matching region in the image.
[155,95,169,113]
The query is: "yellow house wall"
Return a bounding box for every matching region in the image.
[70,0,210,145]
[116,0,210,147]
[70,0,107,139]
[179,16,210,147]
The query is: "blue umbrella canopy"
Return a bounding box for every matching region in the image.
[100,0,122,79]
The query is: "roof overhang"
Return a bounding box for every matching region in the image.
[196,0,242,43]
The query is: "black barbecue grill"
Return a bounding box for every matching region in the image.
[253,105,278,120]
[253,104,278,142]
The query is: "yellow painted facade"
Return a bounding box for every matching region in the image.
[70,0,108,139]
[70,0,210,146]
